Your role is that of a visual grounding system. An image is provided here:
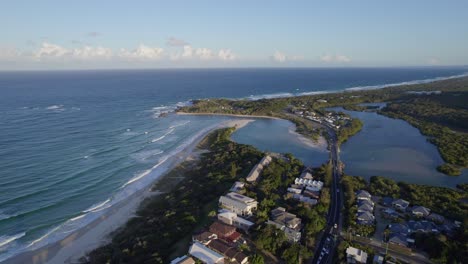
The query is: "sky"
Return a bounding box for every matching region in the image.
[1,0,468,70]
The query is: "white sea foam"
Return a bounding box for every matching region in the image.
[0,233,25,248]
[151,128,175,143]
[82,199,111,213]
[345,72,468,92]
[169,120,191,129]
[130,149,164,162]
[148,101,192,118]
[46,105,65,111]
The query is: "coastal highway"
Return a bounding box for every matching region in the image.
[310,123,343,264]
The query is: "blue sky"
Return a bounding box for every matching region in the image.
[1,0,467,69]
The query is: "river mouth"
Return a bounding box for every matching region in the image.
[328,106,467,188]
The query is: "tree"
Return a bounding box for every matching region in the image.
[250,254,265,264]
[255,225,287,254]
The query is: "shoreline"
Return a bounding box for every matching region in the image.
[2,119,253,264]
[177,111,282,120]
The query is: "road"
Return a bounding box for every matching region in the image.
[310,123,343,264]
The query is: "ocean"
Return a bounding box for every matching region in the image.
[0,67,467,262]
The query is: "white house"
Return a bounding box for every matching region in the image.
[217,210,254,231]
[189,242,224,264]
[346,247,368,264]
[219,192,258,216]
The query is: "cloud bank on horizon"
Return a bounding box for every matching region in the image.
[1,1,467,69]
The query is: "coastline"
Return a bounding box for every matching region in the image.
[2,119,253,264]
[176,111,282,120]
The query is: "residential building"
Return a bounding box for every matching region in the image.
[427,213,445,224]
[388,223,409,236]
[171,256,196,264]
[189,242,224,264]
[346,247,368,264]
[411,206,430,217]
[300,170,313,179]
[246,155,272,182]
[209,221,241,242]
[267,207,302,243]
[357,203,373,213]
[373,255,384,264]
[287,187,302,194]
[357,211,375,225]
[219,192,258,216]
[358,199,374,208]
[303,189,320,199]
[292,194,318,205]
[294,178,324,191]
[388,233,408,247]
[392,199,410,211]
[207,239,249,264]
[270,207,302,230]
[193,232,218,245]
[407,220,438,233]
[356,190,371,201]
[381,196,393,207]
[217,210,254,231]
[229,181,245,193]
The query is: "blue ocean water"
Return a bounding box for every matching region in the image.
[0,67,467,261]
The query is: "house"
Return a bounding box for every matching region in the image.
[171,256,196,264]
[357,211,374,225]
[207,239,249,264]
[292,194,318,205]
[411,206,430,217]
[407,220,438,233]
[189,242,224,264]
[358,199,374,208]
[356,190,371,201]
[392,199,410,211]
[270,207,302,230]
[357,203,373,213]
[427,213,445,224]
[388,223,409,236]
[229,181,245,193]
[219,192,258,216]
[303,189,320,199]
[388,233,408,247]
[373,255,384,264]
[287,187,302,194]
[294,178,324,191]
[246,155,271,182]
[193,231,218,245]
[267,207,302,243]
[346,247,368,264]
[209,221,241,242]
[217,210,254,231]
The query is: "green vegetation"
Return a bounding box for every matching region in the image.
[343,104,380,112]
[380,92,468,175]
[336,118,363,145]
[414,232,467,264]
[81,128,263,264]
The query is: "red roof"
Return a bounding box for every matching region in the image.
[224,231,241,242]
[209,221,236,237]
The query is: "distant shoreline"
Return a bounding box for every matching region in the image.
[2,119,253,264]
[176,111,282,120]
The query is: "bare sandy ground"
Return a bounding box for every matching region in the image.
[3,118,253,264]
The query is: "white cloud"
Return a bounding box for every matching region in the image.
[271,51,303,62]
[195,48,214,60]
[272,51,286,62]
[320,54,351,63]
[72,46,113,59]
[218,49,236,61]
[0,47,20,59]
[119,44,164,60]
[36,42,69,58]
[171,45,235,61]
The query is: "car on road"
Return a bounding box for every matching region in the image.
[334,223,338,229]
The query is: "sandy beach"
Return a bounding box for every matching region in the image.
[3,119,253,264]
